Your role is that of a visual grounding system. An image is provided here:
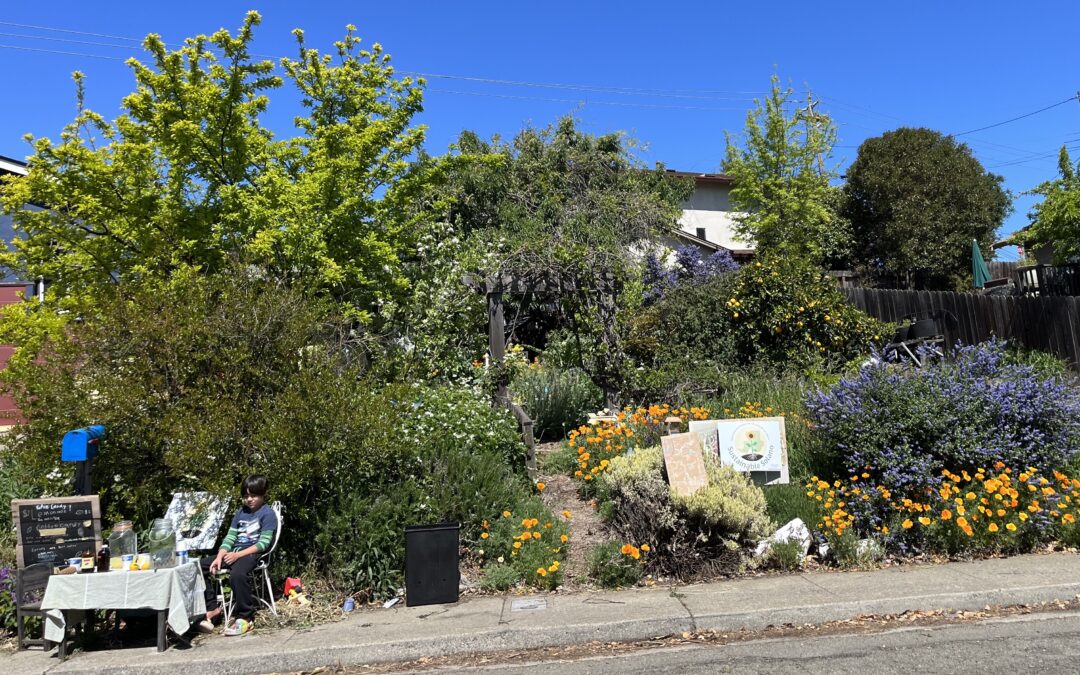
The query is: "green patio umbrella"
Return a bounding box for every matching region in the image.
[972,239,991,289]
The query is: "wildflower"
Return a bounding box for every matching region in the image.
[548,564,558,573]
[1019,512,1029,521]
[497,556,504,563]
[480,532,489,540]
[532,532,542,540]
[503,511,512,518]
[482,520,489,529]
[941,509,952,520]
[918,517,931,526]
[1006,523,1017,532]
[641,544,650,552]
[513,541,522,549]
[536,482,546,492]
[560,534,569,543]
[902,519,913,529]
[988,523,1000,533]
[536,568,547,577]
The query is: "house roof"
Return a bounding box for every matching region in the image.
[665,169,735,186]
[0,154,27,176]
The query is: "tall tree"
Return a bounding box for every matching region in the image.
[1023,146,1080,262]
[0,12,432,341]
[438,117,692,403]
[842,127,1011,288]
[722,76,849,264]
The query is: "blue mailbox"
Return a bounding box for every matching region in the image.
[61,425,105,462]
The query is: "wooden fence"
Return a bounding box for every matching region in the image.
[840,288,1080,368]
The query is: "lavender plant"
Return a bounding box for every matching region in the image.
[806,339,1080,499]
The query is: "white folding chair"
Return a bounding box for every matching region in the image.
[217,501,284,624]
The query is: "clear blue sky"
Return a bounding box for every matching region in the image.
[2,1,1078,260]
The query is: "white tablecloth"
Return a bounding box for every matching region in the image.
[41,561,206,643]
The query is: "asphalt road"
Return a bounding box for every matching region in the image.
[414,610,1080,674]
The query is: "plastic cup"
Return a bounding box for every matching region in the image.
[121,553,135,571]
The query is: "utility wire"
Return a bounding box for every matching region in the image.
[953,96,1078,137]
[0,43,124,60]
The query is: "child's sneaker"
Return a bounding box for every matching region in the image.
[223,619,253,636]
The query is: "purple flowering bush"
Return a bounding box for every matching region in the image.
[0,567,14,634]
[642,246,738,304]
[806,339,1080,500]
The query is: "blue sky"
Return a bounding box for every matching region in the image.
[1,1,1078,260]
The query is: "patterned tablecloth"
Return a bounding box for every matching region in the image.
[41,561,206,643]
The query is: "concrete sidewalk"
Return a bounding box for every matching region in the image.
[8,552,1080,675]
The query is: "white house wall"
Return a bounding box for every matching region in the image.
[676,182,754,253]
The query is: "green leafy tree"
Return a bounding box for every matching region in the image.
[723,76,849,264]
[0,12,432,349]
[1023,146,1080,262]
[438,118,692,403]
[842,127,1011,288]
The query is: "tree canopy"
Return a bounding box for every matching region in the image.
[1023,146,1080,263]
[436,117,692,401]
[0,11,433,330]
[722,76,849,264]
[842,127,1011,288]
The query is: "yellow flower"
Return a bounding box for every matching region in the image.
[988,523,1000,533]
[1006,523,1017,532]
[480,532,489,540]
[918,517,931,526]
[1019,512,1029,521]
[532,531,542,540]
[536,567,547,577]
[503,511,512,518]
[513,541,522,549]
[641,544,650,552]
[941,509,952,520]
[536,482,546,492]
[548,564,558,573]
[560,534,569,543]
[902,519,913,529]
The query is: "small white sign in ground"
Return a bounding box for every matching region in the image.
[511,598,548,612]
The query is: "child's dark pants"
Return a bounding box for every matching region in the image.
[201,554,260,621]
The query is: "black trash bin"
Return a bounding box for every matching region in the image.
[405,522,460,606]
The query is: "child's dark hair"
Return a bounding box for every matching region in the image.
[242,475,269,497]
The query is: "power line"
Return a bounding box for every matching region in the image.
[0,43,124,60]
[0,20,143,43]
[428,88,751,112]
[953,96,1078,137]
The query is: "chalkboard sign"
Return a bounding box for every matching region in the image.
[12,496,102,568]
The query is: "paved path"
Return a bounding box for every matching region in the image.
[7,552,1080,674]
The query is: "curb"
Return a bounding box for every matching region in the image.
[42,580,1080,675]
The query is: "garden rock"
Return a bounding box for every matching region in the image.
[754,518,811,559]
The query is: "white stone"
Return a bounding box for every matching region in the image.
[754,518,812,558]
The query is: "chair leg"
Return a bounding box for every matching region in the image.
[16,608,25,650]
[263,568,277,615]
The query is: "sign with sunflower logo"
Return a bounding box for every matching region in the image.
[715,417,788,483]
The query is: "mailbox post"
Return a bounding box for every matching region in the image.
[62,425,105,496]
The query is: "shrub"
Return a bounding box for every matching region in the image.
[806,465,1080,558]
[0,567,14,634]
[761,538,804,571]
[601,446,771,578]
[587,541,649,587]
[723,254,886,369]
[480,564,519,591]
[477,497,569,590]
[806,339,1080,499]
[510,366,603,441]
[316,384,532,599]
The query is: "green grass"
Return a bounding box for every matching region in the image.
[762,483,818,529]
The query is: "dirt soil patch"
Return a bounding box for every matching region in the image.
[534,442,615,585]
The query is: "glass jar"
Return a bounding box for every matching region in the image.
[107,521,138,559]
[146,517,177,568]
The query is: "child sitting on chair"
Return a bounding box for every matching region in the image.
[199,474,278,636]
